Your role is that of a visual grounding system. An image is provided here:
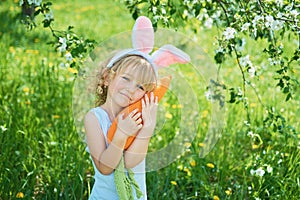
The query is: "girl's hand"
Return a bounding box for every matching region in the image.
[117,109,143,138]
[141,92,158,130]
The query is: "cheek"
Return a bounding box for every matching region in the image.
[133,90,146,101]
[108,79,123,92]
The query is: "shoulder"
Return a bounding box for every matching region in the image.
[84,110,99,128]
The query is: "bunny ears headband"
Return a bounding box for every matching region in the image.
[107,16,191,75]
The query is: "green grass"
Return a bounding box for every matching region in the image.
[1,0,299,199]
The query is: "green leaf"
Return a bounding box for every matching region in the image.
[214,52,225,64]
[285,93,292,101]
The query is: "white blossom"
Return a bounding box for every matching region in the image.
[266,165,273,173]
[248,67,256,78]
[275,0,283,6]
[204,18,213,29]
[153,15,160,23]
[255,167,265,177]
[65,52,73,62]
[247,131,254,137]
[236,38,246,51]
[0,125,7,132]
[19,0,24,6]
[58,37,67,52]
[215,46,224,53]
[265,15,274,28]
[271,20,284,31]
[241,22,251,32]
[152,7,157,15]
[252,15,263,27]
[223,27,236,40]
[239,55,252,67]
[161,7,166,15]
[290,10,299,18]
[211,10,221,19]
[44,10,54,21]
[59,37,67,44]
[204,89,213,101]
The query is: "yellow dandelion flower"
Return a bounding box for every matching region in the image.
[183,168,191,176]
[10,6,15,12]
[9,46,16,54]
[190,159,196,167]
[177,104,183,108]
[213,195,220,200]
[206,163,215,169]
[250,103,256,108]
[170,181,177,186]
[16,192,24,198]
[172,104,177,108]
[165,112,173,119]
[184,142,191,148]
[25,49,39,54]
[284,153,289,157]
[68,67,78,74]
[198,143,205,147]
[53,115,60,119]
[201,110,209,118]
[252,144,259,149]
[23,87,30,93]
[163,102,170,107]
[225,189,232,195]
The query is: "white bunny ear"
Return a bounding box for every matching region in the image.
[132,16,154,54]
[151,44,191,68]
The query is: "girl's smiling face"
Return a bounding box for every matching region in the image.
[102,55,157,111]
[108,70,146,108]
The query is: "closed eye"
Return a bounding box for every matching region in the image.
[121,76,130,81]
[137,85,145,91]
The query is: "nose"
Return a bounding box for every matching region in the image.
[126,81,136,93]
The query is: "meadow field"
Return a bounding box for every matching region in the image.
[0,0,299,199]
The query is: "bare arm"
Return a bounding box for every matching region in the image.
[84,109,143,175]
[84,112,127,175]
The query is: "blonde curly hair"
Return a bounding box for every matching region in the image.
[93,53,157,106]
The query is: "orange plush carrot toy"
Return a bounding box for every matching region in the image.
[107,76,171,150]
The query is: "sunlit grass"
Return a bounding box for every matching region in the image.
[0,0,299,199]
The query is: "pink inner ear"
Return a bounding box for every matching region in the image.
[152,45,191,68]
[132,16,154,54]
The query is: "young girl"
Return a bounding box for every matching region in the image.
[84,16,190,200]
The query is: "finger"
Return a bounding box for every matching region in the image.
[132,112,141,120]
[144,94,149,105]
[136,118,142,124]
[137,124,143,129]
[155,96,158,105]
[150,92,154,102]
[142,98,145,109]
[128,109,139,117]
